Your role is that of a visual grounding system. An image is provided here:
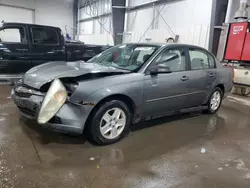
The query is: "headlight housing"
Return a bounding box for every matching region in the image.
[37,79,67,124]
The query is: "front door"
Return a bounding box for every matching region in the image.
[143,47,190,117]
[29,26,65,67]
[0,25,31,74]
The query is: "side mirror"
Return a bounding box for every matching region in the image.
[149,64,172,75]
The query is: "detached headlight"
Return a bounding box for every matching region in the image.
[38,79,67,124]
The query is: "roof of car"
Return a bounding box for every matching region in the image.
[124,43,208,51]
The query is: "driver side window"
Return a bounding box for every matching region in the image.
[154,48,186,72]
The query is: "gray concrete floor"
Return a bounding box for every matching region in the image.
[0,85,250,188]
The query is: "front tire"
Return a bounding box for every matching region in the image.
[87,100,132,145]
[205,87,223,114]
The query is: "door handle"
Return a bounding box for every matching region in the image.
[16,48,28,52]
[208,73,215,77]
[180,76,189,81]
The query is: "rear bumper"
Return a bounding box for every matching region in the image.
[11,89,88,134]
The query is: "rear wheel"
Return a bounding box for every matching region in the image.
[205,87,223,114]
[87,100,132,145]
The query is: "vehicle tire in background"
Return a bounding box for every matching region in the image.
[204,87,223,114]
[87,100,132,145]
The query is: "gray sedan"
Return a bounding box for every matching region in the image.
[11,43,233,145]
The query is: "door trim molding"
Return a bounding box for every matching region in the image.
[146,90,206,102]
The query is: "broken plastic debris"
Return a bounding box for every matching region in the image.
[218,167,223,171]
[89,157,95,161]
[200,148,206,153]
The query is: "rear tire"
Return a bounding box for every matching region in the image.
[87,100,132,145]
[204,87,223,114]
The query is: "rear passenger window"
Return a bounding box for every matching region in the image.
[189,49,215,70]
[31,27,59,45]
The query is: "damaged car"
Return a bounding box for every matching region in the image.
[11,43,233,145]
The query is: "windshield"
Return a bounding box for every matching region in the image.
[87,44,160,71]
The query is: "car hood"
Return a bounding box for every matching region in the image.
[23,61,129,89]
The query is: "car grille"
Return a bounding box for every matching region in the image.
[48,116,62,124]
[18,106,36,117]
[14,83,45,98]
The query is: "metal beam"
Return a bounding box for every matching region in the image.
[112,0,183,11]
[73,0,78,38]
[208,0,217,52]
[78,12,111,23]
[0,3,34,11]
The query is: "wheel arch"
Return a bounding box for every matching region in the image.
[203,83,225,105]
[216,84,225,95]
[84,94,137,130]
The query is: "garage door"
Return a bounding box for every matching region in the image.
[0,5,34,23]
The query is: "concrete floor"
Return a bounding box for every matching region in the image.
[0,85,250,188]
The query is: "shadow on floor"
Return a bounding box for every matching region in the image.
[20,111,225,147]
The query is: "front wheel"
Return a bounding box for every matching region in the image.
[87,100,132,145]
[205,88,223,114]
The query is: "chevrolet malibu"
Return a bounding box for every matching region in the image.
[11,43,233,145]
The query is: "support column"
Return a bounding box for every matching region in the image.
[73,0,79,40]
[111,0,126,45]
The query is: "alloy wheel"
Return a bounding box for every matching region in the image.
[210,91,221,111]
[100,108,126,139]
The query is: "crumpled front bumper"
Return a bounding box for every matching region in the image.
[11,88,89,134]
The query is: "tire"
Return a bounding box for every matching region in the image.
[87,100,132,145]
[204,87,223,114]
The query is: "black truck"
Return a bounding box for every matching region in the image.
[0,22,110,79]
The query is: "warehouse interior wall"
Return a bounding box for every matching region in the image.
[78,0,114,45]
[123,0,214,49]
[78,16,113,45]
[0,0,74,36]
[78,0,215,48]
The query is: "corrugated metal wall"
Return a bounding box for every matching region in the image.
[123,0,213,49]
[78,0,114,45]
[78,0,215,48]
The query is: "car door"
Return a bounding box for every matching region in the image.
[0,25,31,74]
[29,26,65,67]
[184,47,217,107]
[143,46,191,117]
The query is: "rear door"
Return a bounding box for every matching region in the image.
[29,26,65,67]
[0,25,31,74]
[185,48,217,106]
